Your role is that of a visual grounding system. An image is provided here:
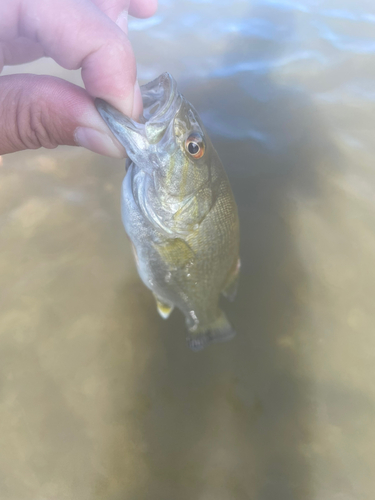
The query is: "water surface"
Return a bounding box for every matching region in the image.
[1,1,375,498]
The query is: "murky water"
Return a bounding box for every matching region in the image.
[1,0,375,498]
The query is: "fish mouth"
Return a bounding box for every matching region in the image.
[141,73,182,144]
[94,73,182,156]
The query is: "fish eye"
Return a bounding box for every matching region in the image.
[185,133,205,159]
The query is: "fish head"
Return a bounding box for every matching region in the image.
[95,73,218,200]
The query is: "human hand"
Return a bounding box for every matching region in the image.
[0,0,157,156]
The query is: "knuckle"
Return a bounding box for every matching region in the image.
[0,76,70,154]
[15,90,58,150]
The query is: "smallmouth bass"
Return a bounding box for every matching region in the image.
[96,73,240,351]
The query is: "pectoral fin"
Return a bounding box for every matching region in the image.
[155,297,174,319]
[153,238,195,269]
[152,238,194,319]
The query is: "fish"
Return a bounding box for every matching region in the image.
[95,73,240,351]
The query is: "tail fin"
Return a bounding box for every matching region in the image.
[186,312,236,352]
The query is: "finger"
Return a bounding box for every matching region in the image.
[90,0,130,21]
[90,0,157,34]
[129,0,158,18]
[0,0,19,41]
[90,0,130,33]
[90,0,157,23]
[0,38,44,67]
[0,74,126,157]
[17,0,140,118]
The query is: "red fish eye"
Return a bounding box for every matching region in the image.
[185,133,205,159]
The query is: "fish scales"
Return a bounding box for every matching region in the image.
[95,73,240,351]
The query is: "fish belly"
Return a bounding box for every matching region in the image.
[121,165,239,350]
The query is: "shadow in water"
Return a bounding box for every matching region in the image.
[97,4,338,499]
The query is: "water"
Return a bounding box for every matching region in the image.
[1,0,375,498]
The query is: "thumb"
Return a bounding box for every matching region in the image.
[0,74,126,157]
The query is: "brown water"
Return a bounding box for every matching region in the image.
[1,1,375,498]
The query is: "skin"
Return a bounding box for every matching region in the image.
[0,0,157,157]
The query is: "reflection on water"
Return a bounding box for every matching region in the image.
[1,0,375,498]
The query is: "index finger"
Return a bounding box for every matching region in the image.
[14,0,141,118]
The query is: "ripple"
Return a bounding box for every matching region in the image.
[319,9,375,22]
[316,81,375,103]
[200,110,271,143]
[211,50,327,78]
[199,109,303,152]
[253,0,312,13]
[312,21,375,53]
[212,17,293,40]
